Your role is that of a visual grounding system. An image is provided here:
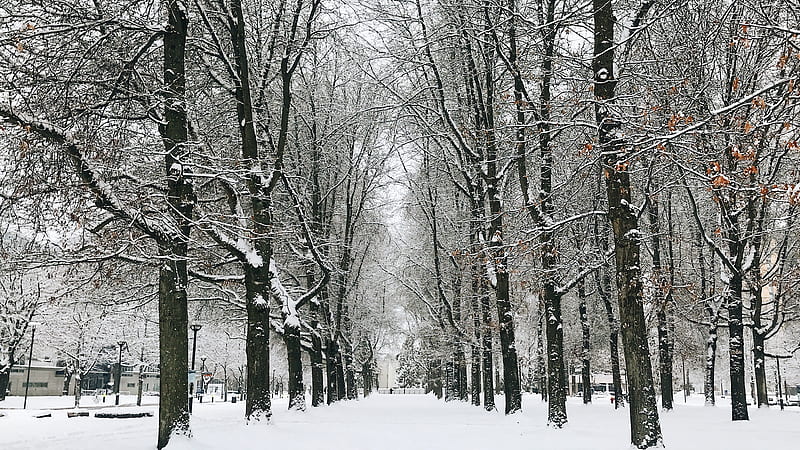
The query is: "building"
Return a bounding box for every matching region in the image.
[8,360,77,396]
[376,354,399,389]
[568,371,628,396]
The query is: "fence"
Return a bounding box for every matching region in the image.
[377,388,426,395]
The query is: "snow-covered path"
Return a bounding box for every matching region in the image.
[2,394,799,449]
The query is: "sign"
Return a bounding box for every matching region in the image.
[202,372,213,384]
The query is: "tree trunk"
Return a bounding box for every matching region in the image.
[326,339,339,404]
[309,296,325,407]
[593,0,661,446]
[545,286,567,424]
[470,268,482,406]
[156,246,190,448]
[704,326,718,406]
[0,370,8,401]
[74,372,82,408]
[727,270,749,420]
[344,347,357,400]
[752,308,768,407]
[536,307,547,401]
[229,0,275,423]
[63,370,73,397]
[244,268,272,421]
[648,190,673,411]
[362,360,373,397]
[285,326,306,410]
[335,348,346,401]
[481,289,495,411]
[157,3,192,446]
[579,280,591,405]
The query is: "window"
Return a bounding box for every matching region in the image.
[127,383,136,388]
[23,382,48,388]
[10,368,24,373]
[55,369,66,376]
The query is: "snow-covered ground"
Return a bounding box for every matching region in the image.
[1,393,799,449]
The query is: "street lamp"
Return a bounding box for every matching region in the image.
[115,341,126,406]
[190,324,202,371]
[22,322,39,410]
[189,324,202,413]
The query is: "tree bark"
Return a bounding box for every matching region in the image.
[647,191,673,411]
[157,2,192,446]
[326,338,340,404]
[286,327,306,410]
[0,370,9,401]
[593,0,662,446]
[579,280,591,404]
[481,288,495,411]
[244,268,272,421]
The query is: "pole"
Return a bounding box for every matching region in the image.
[189,324,201,413]
[115,342,124,405]
[776,357,784,411]
[190,325,202,371]
[23,324,36,410]
[682,355,687,403]
[137,320,147,407]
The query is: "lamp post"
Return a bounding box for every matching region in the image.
[115,341,126,406]
[22,322,39,410]
[190,324,202,371]
[189,324,202,413]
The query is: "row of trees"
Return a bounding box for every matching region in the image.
[381,0,799,448]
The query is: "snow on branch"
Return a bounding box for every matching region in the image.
[0,107,174,244]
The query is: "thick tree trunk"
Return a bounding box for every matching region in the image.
[362,360,373,397]
[579,280,591,404]
[593,0,661,446]
[344,347,357,400]
[752,313,768,408]
[457,350,468,402]
[444,359,455,401]
[656,308,673,410]
[157,3,192,447]
[727,270,749,420]
[157,247,190,448]
[229,0,274,422]
[545,287,567,424]
[285,326,306,410]
[244,268,272,421]
[326,339,339,404]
